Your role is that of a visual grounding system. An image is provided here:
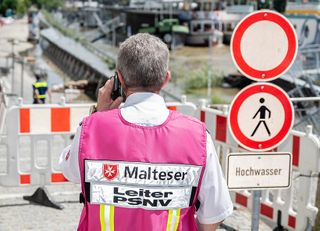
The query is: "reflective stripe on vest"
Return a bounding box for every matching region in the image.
[100,204,114,231]
[35,94,46,99]
[166,209,181,231]
[33,81,47,88]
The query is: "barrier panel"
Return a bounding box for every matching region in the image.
[0,102,93,187]
[197,101,320,231]
[0,97,197,188]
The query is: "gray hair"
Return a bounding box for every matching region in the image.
[116,33,169,91]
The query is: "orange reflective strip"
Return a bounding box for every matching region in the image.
[167,106,177,111]
[51,173,68,182]
[20,174,31,184]
[20,109,30,133]
[51,108,70,132]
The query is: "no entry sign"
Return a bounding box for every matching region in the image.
[231,10,298,81]
[228,83,294,151]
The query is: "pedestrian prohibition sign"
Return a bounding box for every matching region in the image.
[228,83,294,151]
[231,10,298,81]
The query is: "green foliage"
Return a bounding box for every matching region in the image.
[16,0,28,16]
[0,0,18,16]
[33,0,63,11]
[185,65,223,91]
[43,10,78,39]
[211,95,226,104]
[0,0,63,16]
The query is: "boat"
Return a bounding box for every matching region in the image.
[138,18,189,47]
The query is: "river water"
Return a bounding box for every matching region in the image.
[32,38,239,105]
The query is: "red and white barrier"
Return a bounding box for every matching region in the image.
[0,99,197,187]
[1,97,319,230]
[19,105,91,135]
[196,103,320,231]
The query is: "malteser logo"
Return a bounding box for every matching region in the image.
[103,164,118,180]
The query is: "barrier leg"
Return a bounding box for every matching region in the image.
[273,211,288,231]
[23,186,63,210]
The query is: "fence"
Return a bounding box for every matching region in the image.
[0,97,319,230]
[198,101,320,230]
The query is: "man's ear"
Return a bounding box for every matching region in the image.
[117,70,126,89]
[161,71,171,89]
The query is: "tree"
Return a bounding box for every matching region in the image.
[0,0,63,16]
[0,0,18,16]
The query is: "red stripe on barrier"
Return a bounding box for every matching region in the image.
[288,215,296,228]
[167,106,177,111]
[200,111,205,122]
[20,109,30,133]
[51,173,68,183]
[20,174,31,184]
[216,115,227,142]
[51,108,70,132]
[292,136,300,167]
[260,203,273,219]
[235,193,247,207]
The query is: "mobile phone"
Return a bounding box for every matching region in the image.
[111,72,122,100]
[96,72,122,100]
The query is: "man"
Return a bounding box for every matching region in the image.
[33,73,48,104]
[59,33,233,231]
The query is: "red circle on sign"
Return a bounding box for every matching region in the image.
[228,83,294,151]
[231,11,297,81]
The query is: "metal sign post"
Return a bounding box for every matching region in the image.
[251,190,262,231]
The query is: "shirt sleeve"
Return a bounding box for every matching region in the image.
[196,132,233,224]
[59,126,82,183]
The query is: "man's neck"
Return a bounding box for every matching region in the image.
[125,88,160,98]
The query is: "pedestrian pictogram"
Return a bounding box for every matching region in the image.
[230,10,298,81]
[228,83,294,151]
[251,98,271,137]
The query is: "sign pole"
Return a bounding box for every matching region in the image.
[251,190,261,231]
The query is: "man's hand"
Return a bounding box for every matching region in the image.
[97,78,123,112]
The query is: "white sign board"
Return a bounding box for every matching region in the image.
[226,152,292,190]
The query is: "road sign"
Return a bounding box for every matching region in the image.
[226,152,292,190]
[231,10,298,81]
[228,83,294,151]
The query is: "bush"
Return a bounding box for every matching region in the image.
[211,94,226,104]
[185,65,223,91]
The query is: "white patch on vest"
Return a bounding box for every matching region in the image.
[85,160,202,186]
[91,183,192,210]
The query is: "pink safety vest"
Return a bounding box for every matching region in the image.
[78,109,207,231]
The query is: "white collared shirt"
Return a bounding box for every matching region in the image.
[59,92,233,224]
